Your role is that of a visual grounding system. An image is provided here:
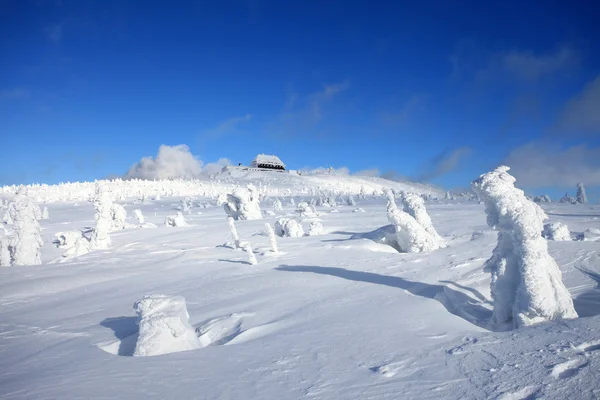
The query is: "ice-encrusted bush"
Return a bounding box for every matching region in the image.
[55,231,84,249]
[560,193,577,204]
[9,192,43,266]
[542,222,571,241]
[223,185,262,220]
[133,294,201,357]
[381,189,443,253]
[90,185,112,249]
[533,195,552,203]
[165,212,187,227]
[273,198,283,212]
[347,196,356,206]
[274,218,304,238]
[296,201,317,218]
[472,166,577,328]
[576,183,588,204]
[307,221,324,236]
[400,193,445,247]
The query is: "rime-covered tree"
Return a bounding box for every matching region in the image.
[472,166,577,328]
[90,185,112,249]
[9,192,43,265]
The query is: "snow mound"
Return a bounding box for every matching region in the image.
[133,294,201,357]
[472,166,577,328]
[542,223,571,241]
[274,218,304,238]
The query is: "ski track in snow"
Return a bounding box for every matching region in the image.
[1,179,599,400]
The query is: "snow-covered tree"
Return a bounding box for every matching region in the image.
[133,294,201,357]
[387,206,441,253]
[223,185,262,220]
[400,193,445,247]
[90,185,112,249]
[472,166,577,328]
[273,198,283,212]
[265,223,279,254]
[274,218,304,238]
[110,203,128,231]
[0,234,12,266]
[308,220,324,236]
[227,217,240,248]
[347,196,356,206]
[296,201,317,218]
[533,195,552,203]
[9,192,43,266]
[41,206,49,220]
[576,183,588,204]
[245,244,257,265]
[559,193,577,204]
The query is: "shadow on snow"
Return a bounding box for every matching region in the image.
[276,265,496,331]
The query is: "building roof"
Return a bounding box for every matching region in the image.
[251,154,286,168]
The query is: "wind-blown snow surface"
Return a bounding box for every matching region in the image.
[1,181,600,398]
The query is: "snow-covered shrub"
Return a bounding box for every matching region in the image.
[542,222,571,241]
[274,218,304,238]
[273,198,283,212]
[296,201,317,218]
[576,183,588,204]
[533,195,552,203]
[223,186,262,220]
[560,193,577,204]
[133,294,201,357]
[133,209,145,224]
[308,221,324,236]
[90,185,112,250]
[387,207,441,253]
[165,212,187,227]
[347,196,356,206]
[444,191,454,200]
[353,207,365,213]
[265,223,279,254]
[287,197,295,207]
[245,244,257,265]
[400,193,445,247]
[110,203,128,231]
[41,206,49,220]
[9,192,43,265]
[471,166,577,328]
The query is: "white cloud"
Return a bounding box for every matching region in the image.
[125,145,203,180]
[354,168,381,177]
[501,45,579,81]
[555,74,600,134]
[202,158,232,176]
[504,141,600,187]
[203,114,252,138]
[379,94,427,127]
[418,147,471,181]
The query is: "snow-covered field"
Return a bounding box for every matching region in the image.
[1,174,599,399]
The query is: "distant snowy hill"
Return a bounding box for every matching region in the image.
[0,170,442,203]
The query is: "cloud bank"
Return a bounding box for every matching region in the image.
[504,141,600,188]
[125,145,231,180]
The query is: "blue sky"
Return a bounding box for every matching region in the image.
[1,0,599,198]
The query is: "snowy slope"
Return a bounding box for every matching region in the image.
[0,170,441,204]
[1,182,599,399]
